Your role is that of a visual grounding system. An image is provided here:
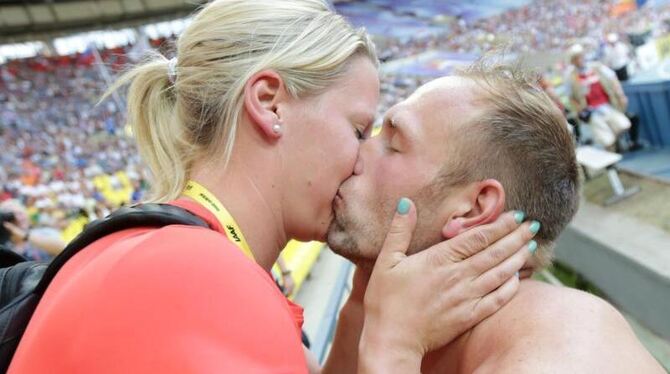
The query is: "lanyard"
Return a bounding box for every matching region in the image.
[183,180,255,262]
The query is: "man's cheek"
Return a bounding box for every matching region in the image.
[375,167,410,202]
[373,163,395,192]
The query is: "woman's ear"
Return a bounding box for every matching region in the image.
[442,179,505,238]
[243,70,285,140]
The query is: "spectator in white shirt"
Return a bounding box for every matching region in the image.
[602,33,631,81]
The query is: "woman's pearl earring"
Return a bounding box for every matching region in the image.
[272,120,282,135]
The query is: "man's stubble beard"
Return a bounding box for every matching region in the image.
[326,183,446,267]
[326,197,392,269]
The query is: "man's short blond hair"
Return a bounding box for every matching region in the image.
[439,59,580,268]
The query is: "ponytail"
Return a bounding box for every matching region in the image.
[103,53,194,202]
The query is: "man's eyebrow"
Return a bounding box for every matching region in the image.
[388,111,415,140]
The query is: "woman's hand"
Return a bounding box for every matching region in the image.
[359,198,538,373]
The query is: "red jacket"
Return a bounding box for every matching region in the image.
[10,199,307,373]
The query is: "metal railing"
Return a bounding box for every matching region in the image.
[311,261,353,363]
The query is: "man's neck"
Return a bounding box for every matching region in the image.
[189,155,287,272]
[421,278,535,373]
[421,330,473,374]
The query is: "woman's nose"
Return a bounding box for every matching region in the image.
[353,150,364,176]
[353,138,379,176]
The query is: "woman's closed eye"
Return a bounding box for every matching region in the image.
[355,124,372,141]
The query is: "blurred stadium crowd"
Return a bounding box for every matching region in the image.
[371,0,670,60]
[0,0,665,260]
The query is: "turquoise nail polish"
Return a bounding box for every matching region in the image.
[514,211,525,224]
[529,220,541,234]
[396,198,410,215]
[528,240,537,254]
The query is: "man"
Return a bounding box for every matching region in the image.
[327,61,664,372]
[567,44,641,151]
[602,33,631,82]
[0,199,65,259]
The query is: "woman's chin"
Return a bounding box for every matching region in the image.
[289,221,330,243]
[313,217,334,243]
[312,222,330,242]
[289,208,334,243]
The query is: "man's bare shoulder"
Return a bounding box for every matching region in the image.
[466,280,663,373]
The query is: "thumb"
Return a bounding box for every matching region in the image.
[378,197,417,268]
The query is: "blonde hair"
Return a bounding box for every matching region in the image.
[105,0,377,202]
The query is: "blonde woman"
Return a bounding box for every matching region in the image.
[10,1,531,372]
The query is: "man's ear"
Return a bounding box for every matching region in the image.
[442,179,505,238]
[243,70,285,140]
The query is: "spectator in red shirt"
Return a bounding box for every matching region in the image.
[567,44,632,150]
[9,1,529,373]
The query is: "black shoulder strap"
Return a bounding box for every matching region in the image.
[33,203,210,295]
[0,247,28,268]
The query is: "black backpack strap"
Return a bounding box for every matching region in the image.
[0,248,28,268]
[33,203,210,295]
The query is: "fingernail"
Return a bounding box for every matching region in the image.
[529,220,541,234]
[396,197,410,215]
[528,240,537,254]
[514,211,525,224]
